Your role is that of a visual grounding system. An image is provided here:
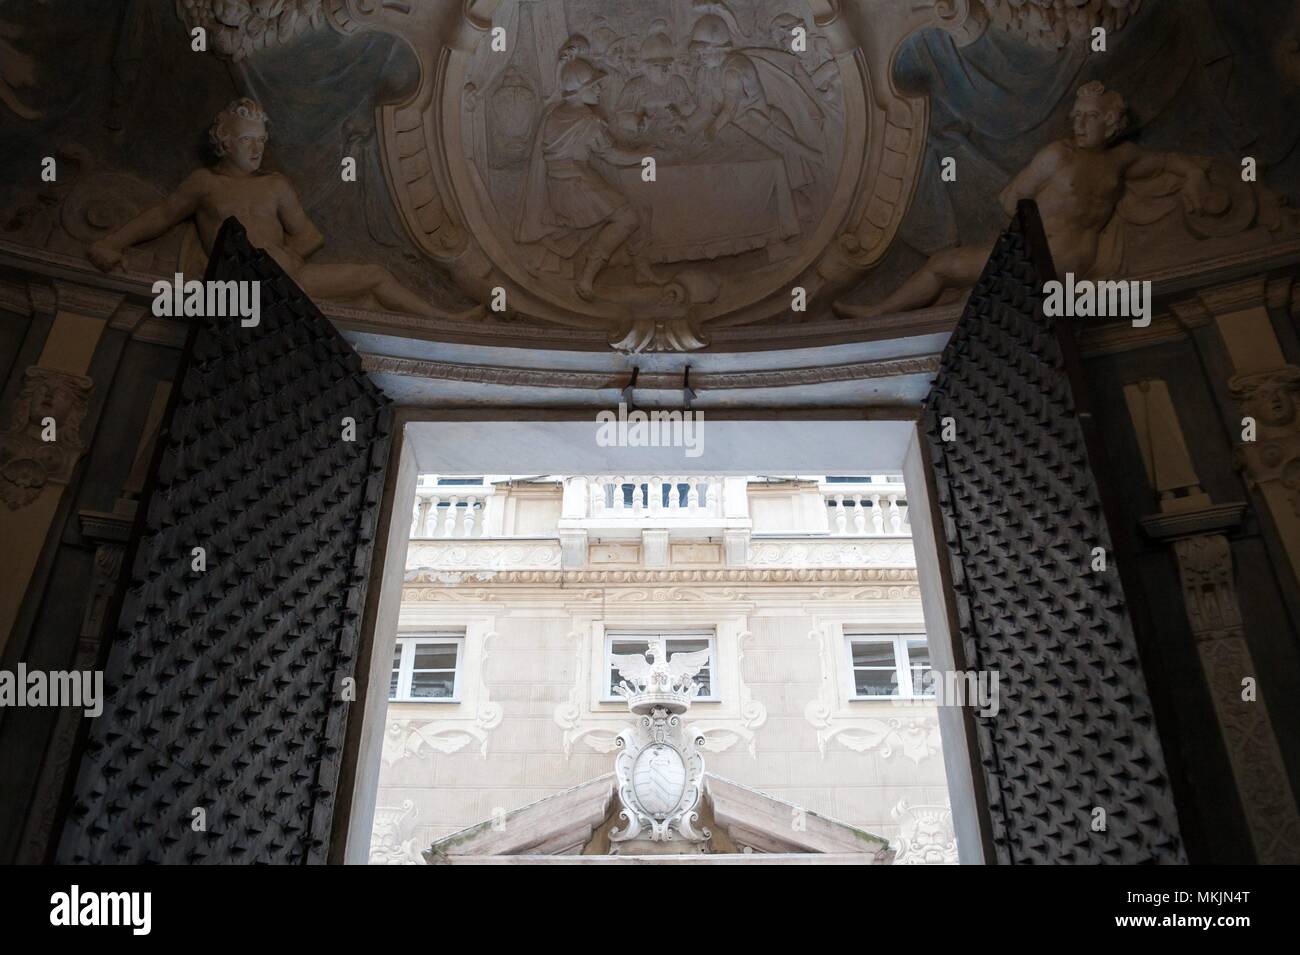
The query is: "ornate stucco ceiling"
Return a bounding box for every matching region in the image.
[1,0,1298,401]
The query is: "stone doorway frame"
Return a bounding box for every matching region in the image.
[329,410,992,864]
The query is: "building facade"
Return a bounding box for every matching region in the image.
[371,475,956,862]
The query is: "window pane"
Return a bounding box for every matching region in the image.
[667,639,711,696]
[389,645,403,699]
[906,640,930,667]
[410,670,455,698]
[912,667,935,696]
[854,668,898,697]
[851,641,894,667]
[611,640,650,655]
[608,638,713,696]
[413,644,458,670]
[610,640,649,692]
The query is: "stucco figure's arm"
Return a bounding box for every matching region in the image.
[275,175,325,259]
[87,172,204,270]
[599,143,649,166]
[706,67,743,137]
[998,142,1064,215]
[1124,145,1214,212]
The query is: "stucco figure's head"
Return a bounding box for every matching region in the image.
[559,58,606,106]
[1070,81,1128,149]
[559,33,590,63]
[210,98,269,173]
[689,14,731,69]
[1231,368,1300,429]
[770,12,804,50]
[640,31,676,85]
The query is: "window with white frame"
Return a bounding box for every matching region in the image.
[846,633,933,699]
[389,633,465,701]
[604,629,717,701]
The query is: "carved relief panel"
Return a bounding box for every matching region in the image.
[348,0,993,349]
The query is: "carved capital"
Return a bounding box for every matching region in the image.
[51,280,125,320]
[1171,535,1242,638]
[1195,275,1270,316]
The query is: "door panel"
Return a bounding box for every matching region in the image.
[56,219,392,863]
[923,201,1185,863]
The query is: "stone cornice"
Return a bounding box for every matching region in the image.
[404,567,918,587]
[1141,503,1248,541]
[5,235,1296,357]
[364,353,942,392]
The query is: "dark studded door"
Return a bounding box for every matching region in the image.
[922,201,1186,864]
[55,219,393,864]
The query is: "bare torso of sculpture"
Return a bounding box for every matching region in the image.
[1031,140,1128,275]
[184,168,307,273]
[85,99,476,319]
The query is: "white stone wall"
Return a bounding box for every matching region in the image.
[373,583,951,857]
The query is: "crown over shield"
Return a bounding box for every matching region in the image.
[609,641,711,849]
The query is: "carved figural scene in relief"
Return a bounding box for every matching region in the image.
[85,99,473,320]
[462,0,846,321]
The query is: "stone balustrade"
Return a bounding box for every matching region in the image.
[819,479,910,536]
[410,486,492,539]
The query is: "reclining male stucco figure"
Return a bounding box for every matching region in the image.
[835,82,1219,318]
[88,98,469,320]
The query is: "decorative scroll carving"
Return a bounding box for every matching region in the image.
[57,218,393,864]
[804,626,942,761]
[2,146,191,273]
[891,798,958,865]
[406,541,562,572]
[923,201,1185,863]
[610,713,710,849]
[0,367,94,509]
[748,540,916,568]
[382,631,504,762]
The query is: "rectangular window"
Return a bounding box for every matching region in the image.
[846,633,933,699]
[389,633,464,701]
[604,629,717,701]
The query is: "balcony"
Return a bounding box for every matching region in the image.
[818,478,910,536]
[405,474,915,572]
[409,479,494,539]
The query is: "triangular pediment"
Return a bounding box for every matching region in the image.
[425,773,893,864]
